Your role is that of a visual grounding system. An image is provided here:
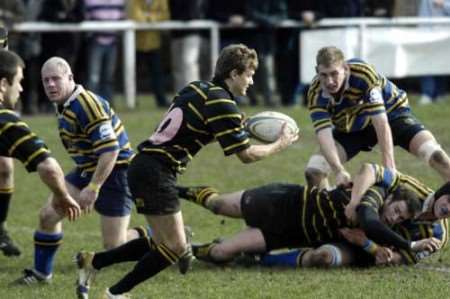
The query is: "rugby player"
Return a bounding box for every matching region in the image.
[19,57,136,288]
[0,50,80,243]
[305,46,450,189]
[0,26,21,256]
[181,164,441,264]
[75,43,298,299]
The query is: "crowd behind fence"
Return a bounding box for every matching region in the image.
[10,17,450,109]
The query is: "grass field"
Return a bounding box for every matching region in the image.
[2,95,450,298]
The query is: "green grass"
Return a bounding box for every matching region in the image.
[3,95,450,298]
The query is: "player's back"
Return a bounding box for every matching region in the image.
[138,80,249,173]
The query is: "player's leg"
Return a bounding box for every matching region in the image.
[194,227,266,263]
[304,141,347,189]
[408,130,450,180]
[0,156,20,256]
[101,215,130,249]
[99,212,187,295]
[177,186,244,217]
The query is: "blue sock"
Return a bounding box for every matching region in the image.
[260,249,306,268]
[34,231,63,276]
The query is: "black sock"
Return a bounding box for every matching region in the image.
[0,192,12,230]
[109,243,178,294]
[92,237,153,270]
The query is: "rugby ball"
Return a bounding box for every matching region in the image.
[245,111,299,143]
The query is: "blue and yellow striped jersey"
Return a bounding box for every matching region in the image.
[56,85,133,172]
[0,109,50,172]
[307,59,410,133]
[138,80,250,173]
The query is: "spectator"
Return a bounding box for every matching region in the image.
[37,0,84,113]
[276,0,319,106]
[393,0,421,16]
[128,0,170,108]
[245,0,288,106]
[0,0,25,51]
[169,0,208,92]
[84,0,126,107]
[417,0,450,105]
[18,0,43,115]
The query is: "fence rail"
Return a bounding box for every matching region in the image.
[11,17,450,108]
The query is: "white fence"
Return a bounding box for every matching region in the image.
[12,17,450,108]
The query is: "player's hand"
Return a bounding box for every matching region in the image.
[345,203,359,225]
[277,122,299,148]
[52,194,81,221]
[335,169,351,187]
[374,246,394,265]
[79,187,99,213]
[411,238,442,252]
[339,228,367,246]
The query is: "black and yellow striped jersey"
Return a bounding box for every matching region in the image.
[293,164,436,247]
[0,109,50,172]
[57,85,133,173]
[138,80,250,173]
[308,59,410,133]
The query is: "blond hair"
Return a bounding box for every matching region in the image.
[316,46,345,67]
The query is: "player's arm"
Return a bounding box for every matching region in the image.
[87,150,119,192]
[236,123,298,163]
[316,127,349,182]
[346,163,397,223]
[37,157,81,221]
[370,112,396,171]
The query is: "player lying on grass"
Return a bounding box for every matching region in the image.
[233,163,450,269]
[179,163,443,265]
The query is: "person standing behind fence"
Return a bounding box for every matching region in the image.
[417,0,450,105]
[169,0,208,92]
[128,0,170,108]
[84,0,125,108]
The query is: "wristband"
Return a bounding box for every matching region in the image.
[362,239,378,255]
[410,241,417,250]
[87,182,101,193]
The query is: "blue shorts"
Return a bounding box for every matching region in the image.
[65,166,133,217]
[334,114,425,161]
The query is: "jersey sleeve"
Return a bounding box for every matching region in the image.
[75,95,119,155]
[0,114,50,172]
[307,79,332,133]
[357,186,411,250]
[370,163,400,191]
[393,219,449,265]
[204,87,250,156]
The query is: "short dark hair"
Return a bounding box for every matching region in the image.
[0,50,24,84]
[213,44,258,81]
[391,186,422,217]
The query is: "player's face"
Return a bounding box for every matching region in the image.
[41,65,74,104]
[381,199,411,226]
[228,68,255,96]
[433,194,450,219]
[316,62,348,95]
[1,66,23,109]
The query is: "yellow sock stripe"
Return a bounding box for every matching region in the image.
[197,188,218,207]
[34,240,63,246]
[157,243,179,264]
[0,187,13,193]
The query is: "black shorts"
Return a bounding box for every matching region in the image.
[127,153,179,215]
[334,114,425,160]
[241,183,304,251]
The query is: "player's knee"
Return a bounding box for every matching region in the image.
[310,245,342,268]
[38,205,60,229]
[417,140,445,165]
[305,155,330,186]
[430,149,450,168]
[305,168,326,187]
